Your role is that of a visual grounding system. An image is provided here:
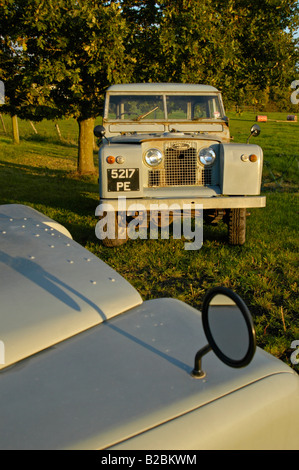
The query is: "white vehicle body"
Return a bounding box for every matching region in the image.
[0,205,298,450]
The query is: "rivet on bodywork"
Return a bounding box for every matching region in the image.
[91,280,97,285]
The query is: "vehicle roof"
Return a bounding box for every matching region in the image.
[0,204,142,369]
[106,83,220,93]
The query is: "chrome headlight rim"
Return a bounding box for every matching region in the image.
[144,148,163,167]
[199,147,216,166]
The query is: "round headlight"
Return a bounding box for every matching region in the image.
[199,147,216,166]
[144,148,163,167]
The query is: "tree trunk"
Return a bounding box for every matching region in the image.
[77,117,96,174]
[12,115,19,144]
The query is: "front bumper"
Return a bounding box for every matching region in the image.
[95,195,266,214]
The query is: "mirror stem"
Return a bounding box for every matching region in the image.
[191,344,212,378]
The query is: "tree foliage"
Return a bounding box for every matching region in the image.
[0,0,131,173]
[121,0,162,82]
[0,0,298,170]
[122,0,299,105]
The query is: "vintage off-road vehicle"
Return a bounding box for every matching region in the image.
[94,83,266,247]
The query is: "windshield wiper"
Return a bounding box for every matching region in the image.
[135,106,159,121]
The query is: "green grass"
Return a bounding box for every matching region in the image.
[0,111,298,369]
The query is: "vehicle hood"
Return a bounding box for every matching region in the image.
[0,205,142,370]
[0,297,296,450]
[108,132,222,144]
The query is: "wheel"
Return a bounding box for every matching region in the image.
[100,212,128,247]
[227,208,246,245]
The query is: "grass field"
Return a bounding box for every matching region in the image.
[0,111,298,369]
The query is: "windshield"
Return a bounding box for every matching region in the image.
[107,94,223,121]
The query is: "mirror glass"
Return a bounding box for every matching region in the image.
[250,124,261,136]
[208,296,250,362]
[202,288,256,368]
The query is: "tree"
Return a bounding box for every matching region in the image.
[0,0,29,143]
[122,0,299,106]
[121,0,162,82]
[0,0,131,173]
[157,0,233,85]
[216,0,299,102]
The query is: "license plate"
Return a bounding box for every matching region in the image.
[107,168,139,192]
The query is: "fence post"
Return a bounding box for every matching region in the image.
[12,115,19,144]
[0,113,7,134]
[55,123,62,140]
[29,121,38,134]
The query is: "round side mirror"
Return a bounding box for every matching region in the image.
[94,125,105,138]
[246,124,261,143]
[250,124,261,137]
[192,287,256,378]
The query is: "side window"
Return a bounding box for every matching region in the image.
[208,97,222,119]
[107,96,119,119]
[167,96,188,119]
[193,97,222,119]
[193,101,208,119]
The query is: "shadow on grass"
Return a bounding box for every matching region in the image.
[0,158,74,178]
[23,133,78,148]
[203,222,228,243]
[0,159,99,245]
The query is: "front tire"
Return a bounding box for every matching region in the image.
[227,208,246,245]
[101,212,128,247]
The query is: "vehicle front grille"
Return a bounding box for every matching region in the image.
[164,142,197,186]
[147,141,216,188]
